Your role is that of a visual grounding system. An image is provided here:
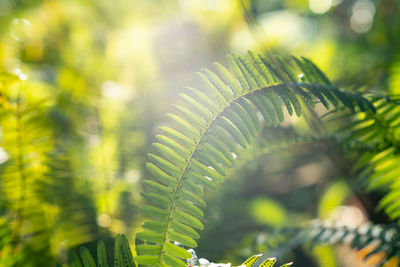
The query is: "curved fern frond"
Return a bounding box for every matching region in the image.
[327,96,400,221]
[287,221,400,267]
[306,221,400,266]
[136,52,375,266]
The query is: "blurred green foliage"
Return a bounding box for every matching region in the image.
[0,0,400,266]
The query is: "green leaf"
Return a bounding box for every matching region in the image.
[156,134,191,157]
[142,220,167,232]
[190,159,224,183]
[148,153,182,177]
[227,54,248,92]
[167,229,197,247]
[182,178,204,196]
[114,235,123,267]
[213,125,240,156]
[224,110,252,143]
[186,87,218,114]
[164,242,192,259]
[119,235,136,267]
[152,143,187,167]
[238,98,261,131]
[231,102,257,137]
[97,240,109,267]
[259,257,277,267]
[141,192,171,209]
[136,245,162,256]
[134,256,159,266]
[146,162,177,188]
[173,105,207,129]
[172,208,204,230]
[177,187,206,208]
[170,219,200,239]
[237,54,264,88]
[217,116,248,147]
[79,247,96,267]
[143,180,173,195]
[159,126,195,148]
[139,205,168,221]
[214,62,242,96]
[167,113,201,138]
[262,90,284,122]
[136,231,164,244]
[175,198,203,218]
[68,252,82,267]
[163,253,187,267]
[197,72,228,106]
[248,50,271,84]
[202,68,234,101]
[248,94,273,126]
[241,254,262,266]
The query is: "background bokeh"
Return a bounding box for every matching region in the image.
[0,0,399,266]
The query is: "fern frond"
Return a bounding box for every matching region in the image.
[306,221,400,265]
[42,144,100,249]
[326,96,400,221]
[0,73,103,265]
[0,74,55,265]
[59,234,136,267]
[137,52,375,266]
[301,221,400,266]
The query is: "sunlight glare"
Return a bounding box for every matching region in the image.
[309,0,332,14]
[97,213,111,227]
[0,147,9,164]
[13,68,28,80]
[350,0,375,33]
[196,0,230,12]
[101,80,132,101]
[125,169,140,183]
[332,205,364,226]
[259,11,312,47]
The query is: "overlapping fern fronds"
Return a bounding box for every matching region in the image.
[59,234,293,267]
[59,234,136,267]
[0,73,55,266]
[42,144,100,250]
[326,96,400,222]
[0,73,103,265]
[136,51,375,266]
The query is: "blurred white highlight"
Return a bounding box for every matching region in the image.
[309,0,332,14]
[351,0,375,33]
